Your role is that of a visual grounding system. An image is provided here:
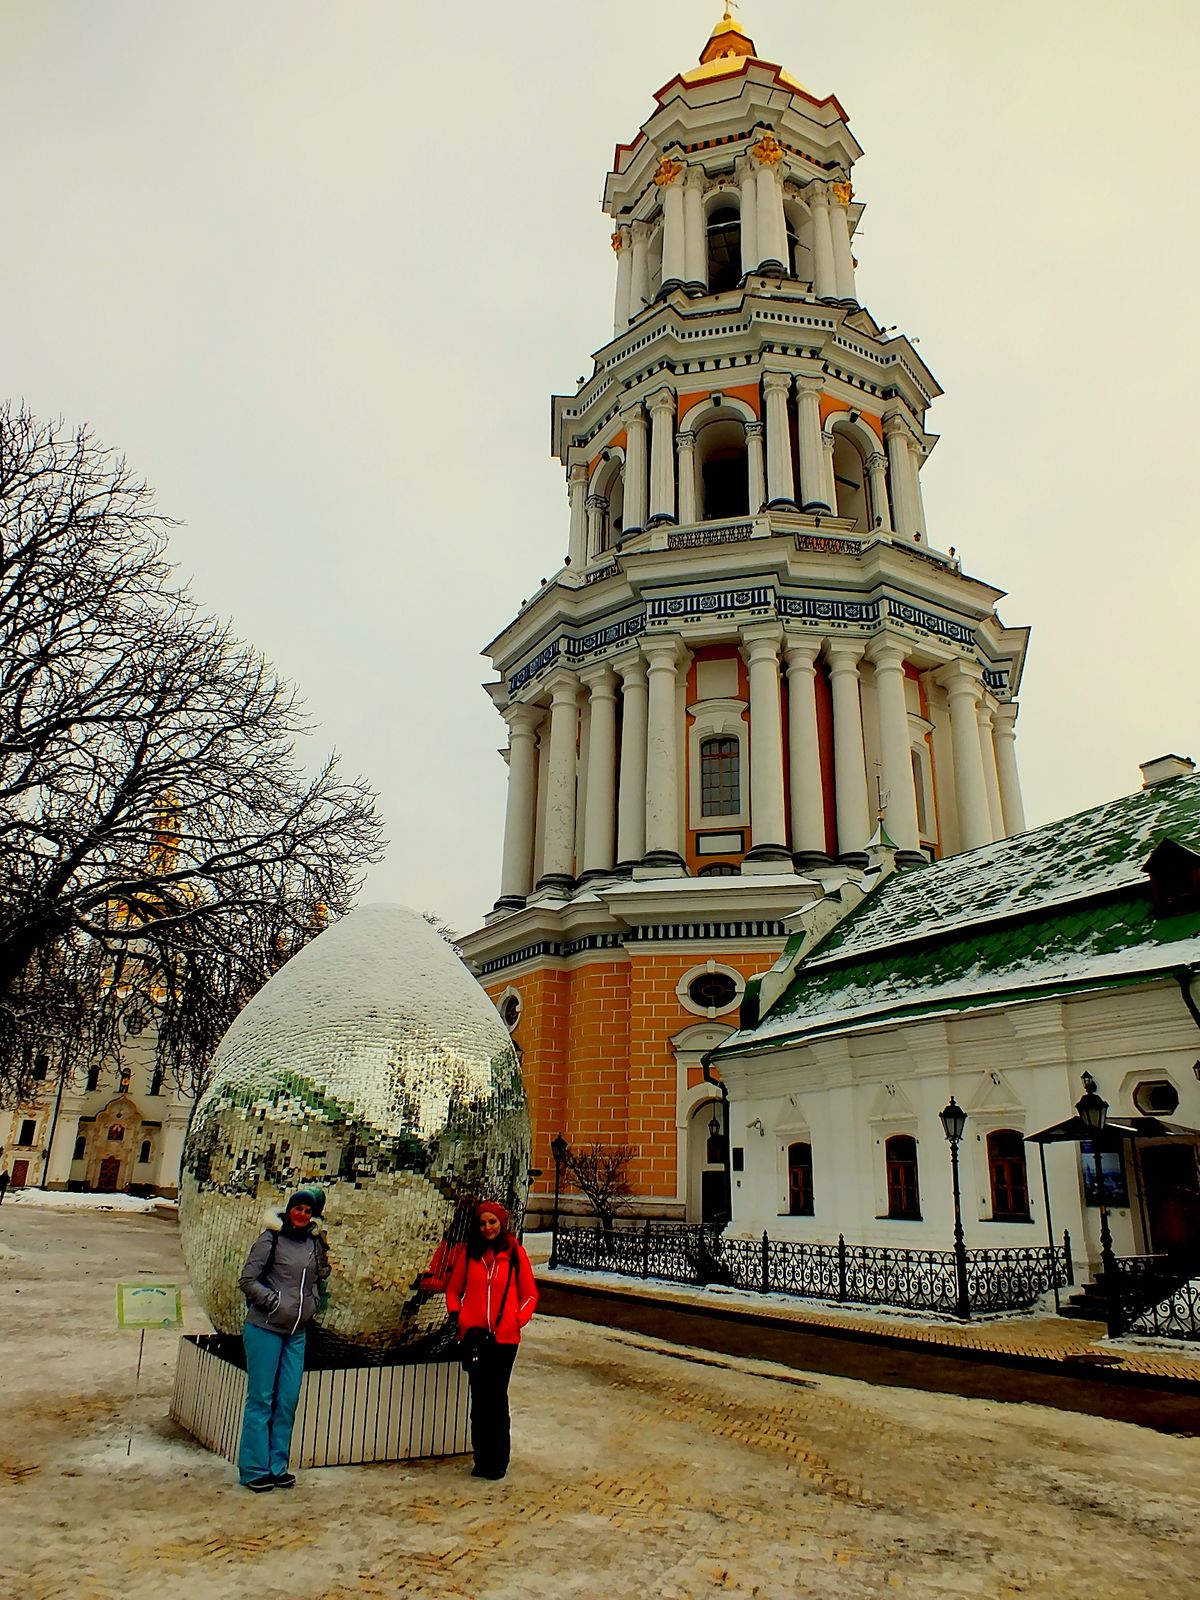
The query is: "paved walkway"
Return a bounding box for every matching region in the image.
[532,1258,1200,1387]
[4,1207,1200,1600]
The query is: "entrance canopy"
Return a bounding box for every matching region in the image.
[1026,1116,1200,1145]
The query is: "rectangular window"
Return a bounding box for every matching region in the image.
[700,737,740,817]
[18,1119,37,1146]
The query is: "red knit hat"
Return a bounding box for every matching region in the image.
[475,1199,509,1229]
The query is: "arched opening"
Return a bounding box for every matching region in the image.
[987,1129,1030,1220]
[784,202,813,284]
[695,415,749,520]
[688,1100,730,1224]
[787,1142,814,1215]
[591,458,624,557]
[831,426,871,530]
[700,735,741,818]
[706,203,741,292]
[885,1134,921,1219]
[647,218,664,301]
[698,862,738,876]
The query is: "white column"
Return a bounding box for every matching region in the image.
[613,225,633,332]
[44,1111,78,1189]
[642,635,686,868]
[566,463,588,570]
[684,170,706,291]
[866,452,891,532]
[622,402,648,536]
[830,185,857,300]
[867,639,922,857]
[826,641,871,859]
[537,672,580,888]
[741,624,790,867]
[937,662,993,851]
[821,430,838,513]
[496,704,542,907]
[795,381,829,511]
[884,415,922,538]
[648,388,677,524]
[809,183,838,298]
[585,494,605,561]
[738,157,760,275]
[978,700,1005,841]
[630,221,651,318]
[754,153,787,270]
[532,712,550,883]
[746,421,766,512]
[676,429,698,524]
[785,639,828,863]
[762,371,795,507]
[660,168,686,292]
[580,668,618,878]
[616,655,649,869]
[992,703,1026,835]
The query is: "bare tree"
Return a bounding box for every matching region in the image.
[0,403,384,1101]
[566,1143,637,1239]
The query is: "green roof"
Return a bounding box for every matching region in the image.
[719,773,1200,1055]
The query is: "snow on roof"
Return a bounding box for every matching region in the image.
[720,773,1200,1054]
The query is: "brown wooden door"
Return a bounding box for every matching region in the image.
[1141,1143,1200,1253]
[97,1156,121,1192]
[10,1160,29,1188]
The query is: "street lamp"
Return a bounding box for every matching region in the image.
[548,1132,569,1271]
[938,1096,972,1320]
[1075,1072,1118,1284]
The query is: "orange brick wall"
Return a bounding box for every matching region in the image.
[485,941,784,1210]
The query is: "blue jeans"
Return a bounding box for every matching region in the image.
[239,1322,306,1483]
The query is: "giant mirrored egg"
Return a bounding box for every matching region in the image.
[178,903,531,1359]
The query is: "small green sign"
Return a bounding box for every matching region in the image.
[116,1282,182,1329]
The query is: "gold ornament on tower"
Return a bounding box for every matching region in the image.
[653,155,684,187]
[611,229,624,253]
[833,180,854,207]
[751,132,784,166]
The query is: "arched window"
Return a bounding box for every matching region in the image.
[784,204,813,284]
[695,416,749,520]
[85,1064,100,1092]
[700,737,740,817]
[149,1067,164,1097]
[788,1142,814,1215]
[885,1135,921,1219]
[139,1139,152,1165]
[706,205,741,293]
[832,428,871,529]
[987,1129,1030,1220]
[698,863,738,876]
[72,1134,85,1162]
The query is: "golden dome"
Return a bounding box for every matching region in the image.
[682,7,807,94]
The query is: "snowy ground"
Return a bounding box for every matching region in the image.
[2,1205,1199,1600]
[5,1186,170,1214]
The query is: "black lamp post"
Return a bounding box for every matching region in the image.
[939,1096,972,1320]
[548,1132,569,1271]
[1075,1072,1118,1287]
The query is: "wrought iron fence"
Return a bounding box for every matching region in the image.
[1107,1250,1200,1340]
[553,1221,1072,1319]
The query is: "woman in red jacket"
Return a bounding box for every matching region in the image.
[446,1200,537,1480]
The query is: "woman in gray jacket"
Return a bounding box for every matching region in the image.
[236,1186,330,1491]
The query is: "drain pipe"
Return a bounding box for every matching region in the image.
[700,1052,733,1229]
[1175,965,1200,1035]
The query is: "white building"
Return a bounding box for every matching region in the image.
[712,758,1200,1278]
[1,1017,191,1197]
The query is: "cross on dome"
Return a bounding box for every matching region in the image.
[700,4,756,64]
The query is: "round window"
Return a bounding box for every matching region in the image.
[1133,1080,1179,1116]
[687,971,738,1010]
[500,994,521,1031]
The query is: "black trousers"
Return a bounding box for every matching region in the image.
[467,1341,519,1476]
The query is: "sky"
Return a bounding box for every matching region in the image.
[5,1,1199,934]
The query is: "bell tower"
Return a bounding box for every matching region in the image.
[462,10,1030,1223]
